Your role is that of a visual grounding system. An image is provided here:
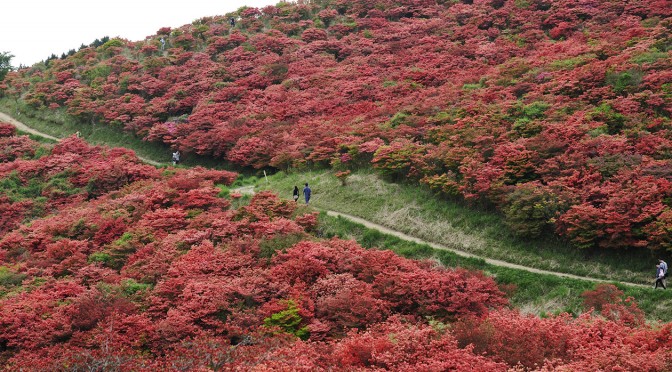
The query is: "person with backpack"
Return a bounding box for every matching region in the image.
[659,259,668,278]
[655,264,666,289]
[172,150,181,165]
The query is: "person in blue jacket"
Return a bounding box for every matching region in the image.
[302,183,312,204]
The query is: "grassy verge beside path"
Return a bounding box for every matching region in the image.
[317,212,672,322]
[0,99,229,169]
[256,170,658,285]
[325,210,647,287]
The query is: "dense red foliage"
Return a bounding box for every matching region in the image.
[0,122,16,137]
[5,0,672,250]
[1,133,671,369]
[453,309,671,370]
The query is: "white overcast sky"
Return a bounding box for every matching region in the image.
[1,0,279,67]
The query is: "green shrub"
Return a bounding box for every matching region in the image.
[217,185,230,198]
[121,279,152,296]
[522,101,550,119]
[389,112,410,128]
[259,233,305,259]
[0,266,27,286]
[549,54,596,70]
[462,83,482,90]
[99,38,124,50]
[605,69,643,95]
[588,103,626,134]
[84,65,112,84]
[263,300,310,340]
[630,51,668,65]
[512,117,543,137]
[88,252,113,265]
[504,184,561,238]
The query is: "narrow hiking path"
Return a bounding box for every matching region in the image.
[0,111,164,167]
[0,112,59,141]
[325,211,649,288]
[1,111,651,289]
[232,186,650,289]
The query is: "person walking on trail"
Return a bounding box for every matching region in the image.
[172,150,181,165]
[302,183,311,204]
[293,186,299,202]
[655,264,666,289]
[659,259,668,288]
[229,17,236,27]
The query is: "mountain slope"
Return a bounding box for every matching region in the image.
[0,121,671,370]
[2,0,672,250]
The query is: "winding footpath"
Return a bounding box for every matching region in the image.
[238,188,649,288]
[1,111,650,288]
[0,111,163,167]
[325,211,648,288]
[0,112,59,141]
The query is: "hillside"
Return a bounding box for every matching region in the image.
[0,123,671,369]
[3,0,672,252]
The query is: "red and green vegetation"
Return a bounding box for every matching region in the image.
[0,125,670,370]
[3,0,672,251]
[1,0,672,368]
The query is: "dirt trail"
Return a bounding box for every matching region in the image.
[232,186,648,288]
[0,111,651,289]
[0,112,59,141]
[0,111,163,167]
[325,211,648,288]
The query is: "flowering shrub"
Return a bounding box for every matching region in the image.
[0,122,17,137]
[1,0,672,368]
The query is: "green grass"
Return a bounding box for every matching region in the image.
[15,129,57,144]
[548,53,597,70]
[256,169,658,285]
[0,98,241,170]
[316,212,672,322]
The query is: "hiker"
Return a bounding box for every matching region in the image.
[659,259,668,278]
[75,131,81,138]
[172,150,181,165]
[229,17,236,27]
[302,183,311,204]
[160,37,166,51]
[655,264,666,289]
[293,186,299,202]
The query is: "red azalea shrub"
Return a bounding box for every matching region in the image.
[0,122,17,137]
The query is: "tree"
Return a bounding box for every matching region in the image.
[0,51,14,81]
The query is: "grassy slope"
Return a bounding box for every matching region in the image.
[316,212,672,322]
[256,169,659,284]
[4,103,671,321]
[0,99,227,169]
